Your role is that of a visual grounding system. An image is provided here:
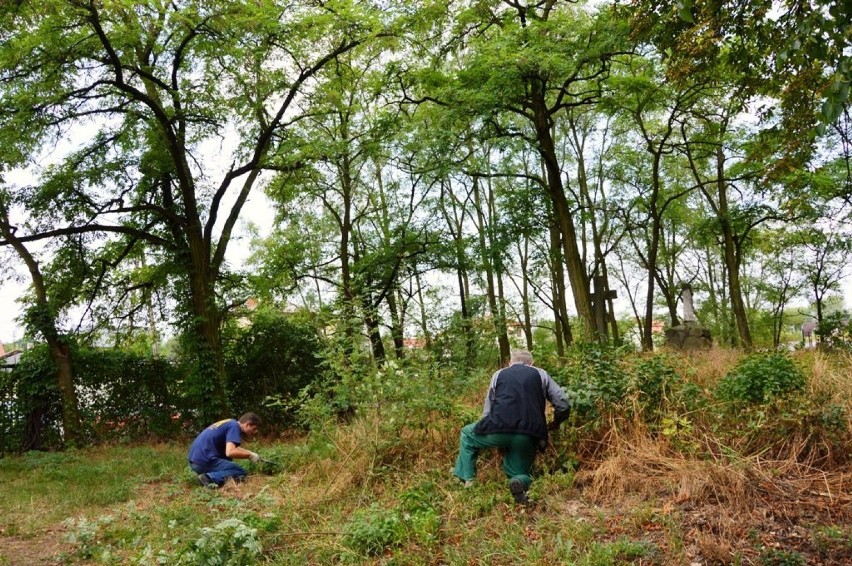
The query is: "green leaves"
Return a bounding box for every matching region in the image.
[676,0,694,23]
[715,352,805,405]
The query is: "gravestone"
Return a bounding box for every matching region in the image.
[665,284,712,350]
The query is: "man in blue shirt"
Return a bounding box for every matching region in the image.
[188,413,262,488]
[453,350,571,504]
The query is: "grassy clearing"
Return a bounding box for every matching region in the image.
[1,348,850,565]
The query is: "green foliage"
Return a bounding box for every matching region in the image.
[633,354,686,421]
[428,311,501,380]
[295,345,462,438]
[0,344,62,453]
[73,348,185,440]
[817,311,852,350]
[559,344,631,422]
[224,310,326,430]
[811,524,852,558]
[181,518,262,566]
[63,515,117,562]
[341,484,441,559]
[716,353,806,405]
[342,504,406,557]
[577,538,658,566]
[0,344,184,451]
[759,547,807,566]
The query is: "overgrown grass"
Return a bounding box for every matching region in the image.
[0,348,850,565]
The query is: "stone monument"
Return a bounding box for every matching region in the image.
[665,284,712,350]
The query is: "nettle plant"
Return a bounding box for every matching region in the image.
[180,518,261,566]
[341,482,442,559]
[715,353,806,405]
[560,344,631,423]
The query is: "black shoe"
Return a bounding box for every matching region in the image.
[509,478,528,504]
[197,473,218,489]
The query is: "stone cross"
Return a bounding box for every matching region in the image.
[681,283,696,323]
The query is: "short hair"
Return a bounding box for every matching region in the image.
[509,349,533,366]
[238,412,261,426]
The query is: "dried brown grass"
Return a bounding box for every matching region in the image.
[802,350,852,414]
[679,347,742,388]
[578,424,758,509]
[574,409,850,517]
[289,409,461,506]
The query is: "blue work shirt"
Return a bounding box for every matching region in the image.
[188,419,242,466]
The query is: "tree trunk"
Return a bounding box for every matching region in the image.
[549,219,573,351]
[714,147,753,350]
[439,180,474,363]
[185,228,229,420]
[362,297,386,364]
[386,289,405,359]
[641,153,663,352]
[517,238,534,350]
[571,114,620,346]
[414,271,432,349]
[472,174,510,364]
[0,209,82,445]
[530,83,594,339]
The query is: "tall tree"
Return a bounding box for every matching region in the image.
[421,1,633,340]
[0,0,388,418]
[604,53,698,350]
[0,191,82,445]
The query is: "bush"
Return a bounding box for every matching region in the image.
[181,518,261,566]
[632,354,686,421]
[0,344,63,453]
[342,505,405,556]
[74,348,185,440]
[0,344,185,450]
[559,344,631,422]
[224,310,326,430]
[817,312,852,350]
[341,485,442,559]
[716,353,805,405]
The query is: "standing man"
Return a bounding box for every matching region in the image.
[453,350,570,504]
[188,412,262,488]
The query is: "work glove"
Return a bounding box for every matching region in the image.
[248,451,261,464]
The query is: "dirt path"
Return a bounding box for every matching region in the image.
[0,527,71,565]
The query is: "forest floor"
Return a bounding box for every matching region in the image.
[0,440,849,565]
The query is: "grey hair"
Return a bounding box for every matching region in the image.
[509,349,533,366]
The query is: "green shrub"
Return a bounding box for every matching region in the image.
[816,312,852,350]
[716,353,805,405]
[63,515,116,560]
[74,348,184,440]
[342,505,406,556]
[224,310,326,430]
[1,344,63,453]
[559,344,630,422]
[759,548,807,566]
[2,343,183,451]
[181,518,262,566]
[633,354,685,420]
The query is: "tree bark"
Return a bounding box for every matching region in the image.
[714,147,753,350]
[530,82,595,340]
[0,209,82,445]
[472,174,510,364]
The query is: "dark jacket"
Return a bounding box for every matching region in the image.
[473,363,569,440]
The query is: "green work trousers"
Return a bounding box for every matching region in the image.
[453,423,538,488]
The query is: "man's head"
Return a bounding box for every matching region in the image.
[509,349,533,366]
[238,412,261,436]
